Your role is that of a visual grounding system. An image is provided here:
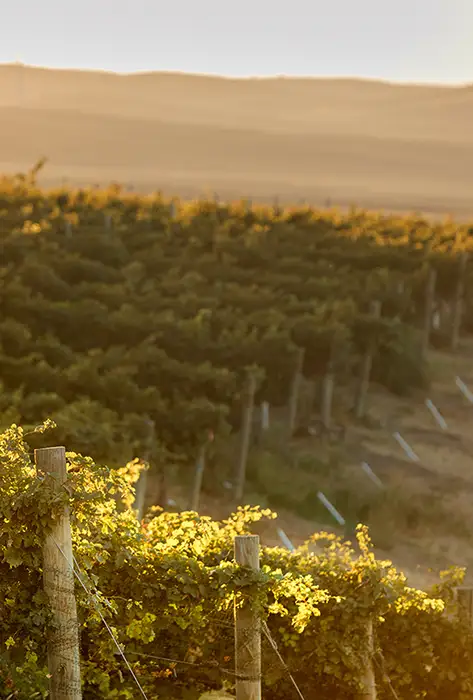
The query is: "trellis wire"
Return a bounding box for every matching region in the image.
[53,538,149,700]
[124,623,309,699]
[56,534,312,699]
[262,621,307,700]
[374,651,400,699]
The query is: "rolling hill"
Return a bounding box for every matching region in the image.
[0,63,472,215]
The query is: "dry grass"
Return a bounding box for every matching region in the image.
[342,340,473,584]
[170,341,473,589]
[142,338,473,590]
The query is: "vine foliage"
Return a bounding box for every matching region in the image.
[1,424,473,699]
[1,177,471,464]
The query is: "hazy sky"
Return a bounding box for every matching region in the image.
[1,0,472,84]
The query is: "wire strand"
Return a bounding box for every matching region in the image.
[52,538,150,700]
[374,652,400,700]
[262,621,307,700]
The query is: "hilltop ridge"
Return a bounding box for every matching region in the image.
[0,63,472,214]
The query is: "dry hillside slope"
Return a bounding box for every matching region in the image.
[0,64,472,214]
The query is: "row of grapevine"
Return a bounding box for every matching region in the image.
[1,424,473,699]
[1,173,472,475]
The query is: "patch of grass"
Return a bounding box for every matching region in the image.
[245,445,379,527]
[246,440,473,555]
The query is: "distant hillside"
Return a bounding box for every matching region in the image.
[0,64,472,215]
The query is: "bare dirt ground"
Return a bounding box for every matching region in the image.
[340,344,473,588]
[161,340,473,591]
[0,64,472,217]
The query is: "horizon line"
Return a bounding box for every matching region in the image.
[0,62,470,89]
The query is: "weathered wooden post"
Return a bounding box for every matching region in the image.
[321,369,334,430]
[189,445,206,512]
[133,463,149,521]
[359,617,377,699]
[35,447,82,700]
[422,266,436,357]
[354,300,382,419]
[451,251,468,352]
[234,535,261,700]
[235,373,257,503]
[260,402,270,432]
[134,417,155,520]
[287,347,305,436]
[299,379,316,429]
[456,586,473,630]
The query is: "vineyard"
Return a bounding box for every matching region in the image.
[1,168,471,463]
[2,167,473,698]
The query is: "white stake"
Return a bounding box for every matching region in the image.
[361,462,384,489]
[456,377,473,404]
[277,528,295,552]
[425,399,448,430]
[317,492,346,526]
[393,432,419,462]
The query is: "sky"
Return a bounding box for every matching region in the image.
[1,0,472,84]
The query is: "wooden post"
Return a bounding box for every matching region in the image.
[321,371,334,429]
[354,300,382,419]
[456,586,473,630]
[133,418,155,520]
[235,374,257,503]
[300,379,316,428]
[422,266,436,357]
[287,347,305,436]
[134,465,149,521]
[359,618,377,699]
[261,402,270,432]
[189,445,206,512]
[451,252,468,352]
[234,535,261,700]
[35,447,82,700]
